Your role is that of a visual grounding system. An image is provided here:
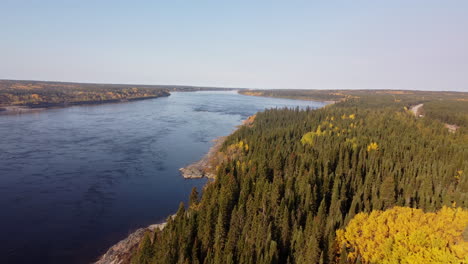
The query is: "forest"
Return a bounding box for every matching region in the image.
[131,90,468,264]
[239,89,466,104]
[0,80,232,109]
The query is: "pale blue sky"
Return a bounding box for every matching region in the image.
[1,1,467,91]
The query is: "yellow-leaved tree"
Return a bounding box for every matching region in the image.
[366,142,379,152]
[336,206,468,264]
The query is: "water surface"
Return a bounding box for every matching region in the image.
[0,91,325,263]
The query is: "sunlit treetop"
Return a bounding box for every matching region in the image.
[336,206,468,264]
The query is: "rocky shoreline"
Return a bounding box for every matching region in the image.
[179,115,256,179]
[95,218,173,264]
[179,136,226,179]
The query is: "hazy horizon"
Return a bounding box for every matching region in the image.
[2,1,467,92]
[3,78,468,93]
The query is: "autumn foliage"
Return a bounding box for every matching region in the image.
[336,206,468,264]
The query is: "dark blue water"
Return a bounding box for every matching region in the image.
[0,91,325,264]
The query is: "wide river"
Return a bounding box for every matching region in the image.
[0,91,325,264]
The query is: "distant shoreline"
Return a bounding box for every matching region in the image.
[0,79,239,116]
[237,90,337,104]
[0,94,170,115]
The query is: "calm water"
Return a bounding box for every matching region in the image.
[0,91,325,264]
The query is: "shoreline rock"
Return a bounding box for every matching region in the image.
[95,219,172,264]
[179,136,226,179]
[180,115,256,179]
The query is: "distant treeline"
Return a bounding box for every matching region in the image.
[240,89,468,128]
[130,90,468,263]
[0,80,235,108]
[239,88,467,103]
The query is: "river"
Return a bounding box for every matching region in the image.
[0,91,325,264]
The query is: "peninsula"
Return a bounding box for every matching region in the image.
[0,79,235,112]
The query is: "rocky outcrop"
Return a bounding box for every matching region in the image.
[179,166,205,179]
[180,136,226,179]
[95,222,167,264]
[180,115,257,179]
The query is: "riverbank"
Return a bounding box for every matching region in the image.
[0,105,47,114]
[0,79,242,116]
[95,217,173,264]
[179,136,225,179]
[96,115,257,263]
[0,94,170,115]
[238,90,338,104]
[180,114,256,179]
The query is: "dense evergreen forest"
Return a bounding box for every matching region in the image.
[131,90,468,264]
[0,80,232,109]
